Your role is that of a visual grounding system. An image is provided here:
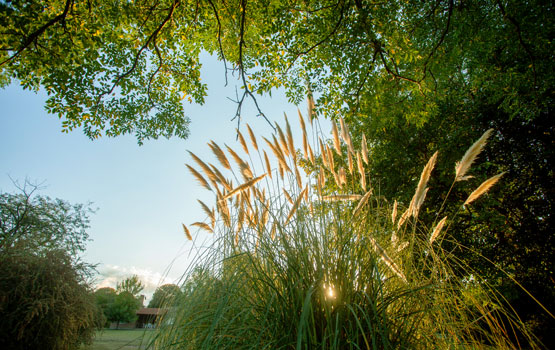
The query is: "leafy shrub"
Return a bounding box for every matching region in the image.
[0,249,99,350]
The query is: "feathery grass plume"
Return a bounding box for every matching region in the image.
[397,207,410,230]
[240,165,254,181]
[409,151,438,217]
[345,131,355,156]
[353,189,373,217]
[338,117,355,154]
[263,150,272,179]
[253,187,266,203]
[191,221,213,233]
[216,197,231,228]
[263,136,290,173]
[322,194,363,201]
[413,188,429,219]
[455,129,493,182]
[246,123,258,151]
[270,221,277,240]
[237,206,245,232]
[188,151,220,187]
[464,172,505,206]
[225,145,253,180]
[391,231,398,245]
[297,108,307,134]
[357,152,364,178]
[198,200,215,228]
[348,152,354,174]
[317,167,326,193]
[319,139,328,168]
[186,164,211,191]
[276,123,290,157]
[285,186,308,225]
[368,236,407,283]
[210,164,231,191]
[282,188,294,205]
[339,117,348,141]
[391,200,398,224]
[332,122,341,154]
[331,168,341,188]
[326,145,335,170]
[307,143,315,164]
[362,134,369,164]
[307,93,315,121]
[295,167,303,188]
[284,113,296,162]
[430,216,448,244]
[338,167,347,187]
[182,223,192,241]
[298,109,309,159]
[261,202,270,225]
[208,141,231,170]
[223,174,267,200]
[397,241,409,252]
[236,129,249,155]
[360,171,367,191]
[272,134,291,171]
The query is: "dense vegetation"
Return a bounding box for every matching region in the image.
[148,284,182,309]
[94,275,145,328]
[1,0,552,347]
[0,184,99,349]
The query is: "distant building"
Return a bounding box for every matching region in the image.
[108,307,168,329]
[135,308,168,328]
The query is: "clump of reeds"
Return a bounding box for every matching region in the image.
[152,111,540,349]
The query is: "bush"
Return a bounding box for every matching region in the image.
[153,113,544,349]
[0,249,99,350]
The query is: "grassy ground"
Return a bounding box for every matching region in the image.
[82,329,155,350]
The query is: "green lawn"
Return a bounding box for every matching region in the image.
[82,329,155,350]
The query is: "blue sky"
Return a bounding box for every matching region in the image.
[0,54,313,299]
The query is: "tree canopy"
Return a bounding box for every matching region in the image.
[116,274,145,297]
[148,283,182,308]
[0,182,93,256]
[107,291,142,328]
[2,1,551,142]
[94,277,145,328]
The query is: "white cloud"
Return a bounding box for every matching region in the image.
[95,264,181,303]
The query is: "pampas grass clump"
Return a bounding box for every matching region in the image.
[152,111,539,349]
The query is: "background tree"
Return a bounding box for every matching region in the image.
[0,182,101,347]
[148,284,182,308]
[106,291,142,329]
[94,287,116,327]
[116,274,145,298]
[0,181,93,257]
[0,249,99,350]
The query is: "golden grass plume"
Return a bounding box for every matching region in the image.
[464,172,505,206]
[455,129,493,182]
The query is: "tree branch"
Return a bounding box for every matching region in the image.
[93,0,181,113]
[0,0,74,67]
[231,0,274,130]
